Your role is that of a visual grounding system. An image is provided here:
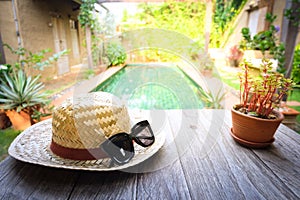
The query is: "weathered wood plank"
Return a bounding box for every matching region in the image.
[70,110,191,199]
[171,109,299,199]
[252,125,300,197]
[221,124,298,199]
[166,109,232,199]
[0,157,25,183]
[24,167,79,200]
[222,109,300,197]
[134,113,191,200]
[222,110,300,199]
[136,165,192,200]
[69,171,137,199]
[0,109,299,200]
[0,157,78,200]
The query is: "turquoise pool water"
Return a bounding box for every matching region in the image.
[92,64,206,109]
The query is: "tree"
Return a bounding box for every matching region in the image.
[78,0,98,69]
[281,0,300,79]
[0,33,5,64]
[204,0,213,52]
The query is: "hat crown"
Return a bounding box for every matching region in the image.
[52,92,131,150]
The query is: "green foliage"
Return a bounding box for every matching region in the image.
[284,0,300,27]
[0,70,48,112]
[131,49,181,63]
[0,128,21,161]
[98,12,116,36]
[239,13,286,72]
[213,0,239,34]
[31,105,53,122]
[211,0,247,48]
[0,44,63,123]
[288,87,300,101]
[78,0,107,66]
[78,0,98,30]
[91,35,103,65]
[240,13,277,52]
[0,64,12,84]
[105,43,127,66]
[198,87,226,109]
[84,68,95,79]
[3,44,69,71]
[292,44,300,84]
[122,2,206,47]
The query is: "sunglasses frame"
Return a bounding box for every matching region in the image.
[131,120,155,147]
[100,120,155,166]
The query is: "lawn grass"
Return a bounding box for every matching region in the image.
[286,105,300,134]
[0,128,21,161]
[288,87,300,101]
[215,65,240,90]
[288,88,300,128]
[221,77,240,90]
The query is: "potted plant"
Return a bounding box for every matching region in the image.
[226,45,244,67]
[231,59,293,148]
[239,13,285,72]
[0,45,66,130]
[0,70,50,130]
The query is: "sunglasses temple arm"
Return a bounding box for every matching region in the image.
[109,159,115,168]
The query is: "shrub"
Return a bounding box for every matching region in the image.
[292,44,300,85]
[239,13,285,72]
[105,43,127,67]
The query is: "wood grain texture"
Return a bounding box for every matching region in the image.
[222,110,300,199]
[69,171,137,199]
[175,109,300,200]
[0,157,78,200]
[0,109,299,200]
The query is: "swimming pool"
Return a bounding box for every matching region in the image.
[92,64,206,109]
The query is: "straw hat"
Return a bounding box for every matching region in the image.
[8,92,165,171]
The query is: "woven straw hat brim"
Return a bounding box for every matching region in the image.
[8,119,165,171]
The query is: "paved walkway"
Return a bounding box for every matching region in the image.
[50,66,122,106]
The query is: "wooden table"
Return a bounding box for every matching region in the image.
[0,110,299,199]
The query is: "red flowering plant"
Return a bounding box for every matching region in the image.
[226,45,243,67]
[236,59,293,119]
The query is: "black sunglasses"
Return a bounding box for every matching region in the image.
[100,120,155,166]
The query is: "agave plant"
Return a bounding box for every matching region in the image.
[198,87,226,109]
[0,70,49,124]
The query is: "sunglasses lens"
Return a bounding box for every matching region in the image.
[100,121,155,166]
[132,120,155,147]
[101,133,134,165]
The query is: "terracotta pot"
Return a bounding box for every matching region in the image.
[231,105,284,148]
[0,111,11,129]
[5,110,31,131]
